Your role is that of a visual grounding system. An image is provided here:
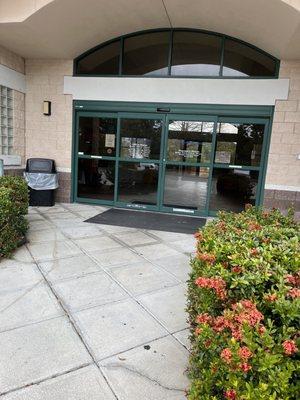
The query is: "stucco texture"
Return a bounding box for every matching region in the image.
[25,59,73,170]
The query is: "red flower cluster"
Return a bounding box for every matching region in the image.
[195,276,226,299]
[239,362,252,372]
[265,293,278,302]
[285,272,300,286]
[233,300,264,327]
[196,252,216,264]
[282,340,298,356]
[238,346,252,360]
[196,313,212,324]
[224,389,237,399]
[220,348,232,364]
[232,266,242,274]
[197,300,264,341]
[288,288,300,298]
[217,221,227,231]
[250,248,259,256]
[194,231,203,241]
[248,222,262,231]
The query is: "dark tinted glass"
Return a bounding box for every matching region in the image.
[171,31,221,76]
[209,168,259,212]
[167,120,214,163]
[163,165,209,211]
[223,39,277,77]
[118,162,159,206]
[76,40,120,75]
[120,118,162,159]
[122,32,169,75]
[78,116,117,156]
[214,123,265,166]
[77,159,115,201]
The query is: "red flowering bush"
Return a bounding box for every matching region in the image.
[187,207,300,399]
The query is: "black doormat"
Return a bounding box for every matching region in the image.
[86,208,206,234]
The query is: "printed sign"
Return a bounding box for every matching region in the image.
[105,134,115,148]
[215,151,231,164]
[175,149,201,158]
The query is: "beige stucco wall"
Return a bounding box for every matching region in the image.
[266,60,300,189]
[25,59,73,170]
[0,44,24,74]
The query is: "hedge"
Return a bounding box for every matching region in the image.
[0,176,29,258]
[188,206,299,400]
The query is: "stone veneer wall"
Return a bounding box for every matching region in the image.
[25,59,73,202]
[0,45,26,164]
[264,60,300,212]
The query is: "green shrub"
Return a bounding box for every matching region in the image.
[187,206,300,400]
[0,176,29,258]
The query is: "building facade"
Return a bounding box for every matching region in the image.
[0,0,299,216]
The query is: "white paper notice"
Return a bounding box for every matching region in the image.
[105,134,115,148]
[215,151,231,163]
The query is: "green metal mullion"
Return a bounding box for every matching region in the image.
[119,38,124,75]
[157,114,168,210]
[212,163,261,171]
[256,118,272,206]
[76,111,117,118]
[167,30,173,76]
[118,157,161,164]
[71,107,79,202]
[114,116,121,202]
[165,160,211,168]
[219,36,225,76]
[160,114,172,209]
[75,197,115,206]
[77,155,117,161]
[205,120,218,213]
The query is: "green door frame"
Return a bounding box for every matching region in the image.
[114,112,165,212]
[159,113,218,216]
[71,100,274,216]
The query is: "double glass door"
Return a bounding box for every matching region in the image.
[74,111,269,216]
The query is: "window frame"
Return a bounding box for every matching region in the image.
[74,28,280,79]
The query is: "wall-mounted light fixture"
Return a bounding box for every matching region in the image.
[43,101,51,116]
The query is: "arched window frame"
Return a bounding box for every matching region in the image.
[74,28,280,78]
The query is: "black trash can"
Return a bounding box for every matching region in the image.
[25,158,58,206]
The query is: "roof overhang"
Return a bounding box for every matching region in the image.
[0,0,299,60]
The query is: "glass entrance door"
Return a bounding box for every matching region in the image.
[74,109,269,216]
[160,115,216,215]
[116,114,163,210]
[208,119,268,214]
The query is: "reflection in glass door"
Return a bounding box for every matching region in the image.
[161,117,215,214]
[74,110,269,216]
[116,116,163,209]
[76,114,117,202]
[209,121,266,213]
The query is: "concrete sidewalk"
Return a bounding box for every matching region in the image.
[0,203,195,399]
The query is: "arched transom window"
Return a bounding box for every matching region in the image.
[74,29,279,78]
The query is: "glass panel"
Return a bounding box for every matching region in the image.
[223,39,277,77]
[76,40,120,75]
[120,118,162,160]
[78,116,117,156]
[163,165,209,211]
[77,159,115,201]
[209,168,259,212]
[171,31,221,76]
[123,32,169,76]
[214,123,264,166]
[118,162,159,206]
[167,120,214,163]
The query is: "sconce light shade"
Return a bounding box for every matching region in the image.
[43,101,51,116]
